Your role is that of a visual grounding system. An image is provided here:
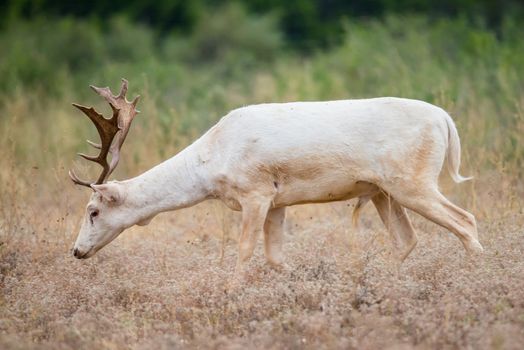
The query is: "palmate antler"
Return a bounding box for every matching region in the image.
[69,78,140,187]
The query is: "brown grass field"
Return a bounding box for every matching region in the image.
[1,172,523,349]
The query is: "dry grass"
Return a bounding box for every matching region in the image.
[1,193,523,349]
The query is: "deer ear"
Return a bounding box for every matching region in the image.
[91,183,122,204]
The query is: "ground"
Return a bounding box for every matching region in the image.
[1,200,523,349]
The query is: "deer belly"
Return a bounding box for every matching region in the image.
[272,177,378,207]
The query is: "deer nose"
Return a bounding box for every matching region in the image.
[73,248,81,258]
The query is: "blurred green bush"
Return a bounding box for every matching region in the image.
[2,0,523,50]
[0,4,283,95]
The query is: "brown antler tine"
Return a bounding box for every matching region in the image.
[69,169,92,187]
[73,106,119,157]
[117,78,129,99]
[89,84,111,97]
[78,153,99,162]
[131,95,140,108]
[72,103,103,124]
[86,140,101,149]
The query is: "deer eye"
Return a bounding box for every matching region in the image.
[89,209,99,224]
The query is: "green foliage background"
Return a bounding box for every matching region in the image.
[2,0,523,49]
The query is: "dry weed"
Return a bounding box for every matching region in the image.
[1,196,523,349]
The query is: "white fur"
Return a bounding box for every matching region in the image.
[73,97,483,268]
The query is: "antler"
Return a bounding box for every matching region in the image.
[69,78,140,187]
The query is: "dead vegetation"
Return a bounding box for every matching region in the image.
[1,192,523,349]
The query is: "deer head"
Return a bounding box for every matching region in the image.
[71,79,140,259]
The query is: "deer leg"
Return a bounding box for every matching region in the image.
[381,183,483,254]
[263,207,286,269]
[235,196,272,275]
[371,191,418,262]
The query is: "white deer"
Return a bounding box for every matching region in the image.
[71,79,483,273]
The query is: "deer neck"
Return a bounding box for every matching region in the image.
[123,145,211,223]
